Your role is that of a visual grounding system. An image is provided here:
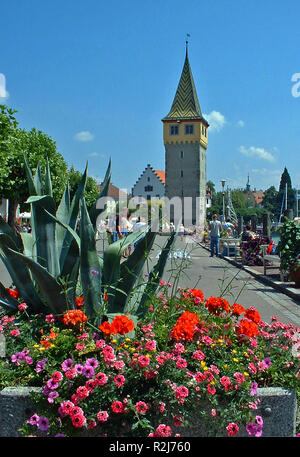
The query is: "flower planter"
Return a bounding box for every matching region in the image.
[0,386,297,437]
[290,268,300,288]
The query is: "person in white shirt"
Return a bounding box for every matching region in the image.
[208,214,223,257]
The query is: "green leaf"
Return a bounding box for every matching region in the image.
[6,246,68,314]
[80,198,103,320]
[44,158,53,197]
[0,233,44,312]
[137,230,178,316]
[26,195,59,277]
[89,158,111,227]
[109,226,157,313]
[33,161,44,195]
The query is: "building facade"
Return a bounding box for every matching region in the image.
[162,44,209,227]
[131,164,165,200]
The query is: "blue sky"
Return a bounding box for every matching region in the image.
[1,0,299,193]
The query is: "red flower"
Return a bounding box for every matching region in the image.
[226,422,239,437]
[99,315,134,336]
[111,400,125,414]
[244,307,261,324]
[205,297,230,315]
[189,288,205,304]
[63,309,87,327]
[75,296,84,308]
[171,311,199,342]
[7,288,19,299]
[236,319,258,338]
[230,303,245,316]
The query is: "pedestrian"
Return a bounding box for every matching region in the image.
[179,223,185,241]
[132,217,147,249]
[208,214,222,257]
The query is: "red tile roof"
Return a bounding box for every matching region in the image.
[97,183,129,198]
[154,170,166,184]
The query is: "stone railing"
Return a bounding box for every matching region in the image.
[0,386,297,437]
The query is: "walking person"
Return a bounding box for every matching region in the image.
[208,214,222,257]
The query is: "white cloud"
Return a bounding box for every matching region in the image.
[239,145,275,162]
[203,110,226,132]
[88,152,106,158]
[0,73,9,100]
[237,120,245,127]
[74,131,95,142]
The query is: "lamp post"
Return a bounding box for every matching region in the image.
[221,179,226,222]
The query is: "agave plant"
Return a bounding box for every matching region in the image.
[0,154,177,325]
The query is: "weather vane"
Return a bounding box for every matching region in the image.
[186,33,190,51]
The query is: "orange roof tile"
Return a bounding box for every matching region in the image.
[154,170,166,184]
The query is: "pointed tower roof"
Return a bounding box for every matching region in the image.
[163,44,207,122]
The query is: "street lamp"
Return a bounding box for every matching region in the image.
[221,179,226,222]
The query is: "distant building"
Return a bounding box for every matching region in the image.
[243,174,264,207]
[132,164,165,200]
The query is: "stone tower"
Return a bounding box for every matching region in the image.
[162,43,209,228]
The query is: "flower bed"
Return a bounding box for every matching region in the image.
[0,285,299,437]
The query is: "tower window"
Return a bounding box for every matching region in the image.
[180,151,184,158]
[170,125,179,135]
[180,170,183,177]
[145,185,153,192]
[184,124,194,134]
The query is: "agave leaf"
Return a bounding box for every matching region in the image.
[0,215,23,252]
[26,195,59,277]
[6,246,67,314]
[89,158,111,227]
[20,232,34,259]
[103,229,146,290]
[0,296,18,312]
[23,152,37,196]
[59,164,88,269]
[108,226,157,313]
[33,161,44,196]
[80,198,103,320]
[0,234,44,312]
[136,231,178,317]
[56,181,71,259]
[44,158,53,197]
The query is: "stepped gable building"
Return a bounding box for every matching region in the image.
[131,164,165,200]
[162,42,209,227]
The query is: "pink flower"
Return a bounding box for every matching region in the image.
[45,314,55,323]
[114,360,125,371]
[71,414,86,428]
[10,329,20,337]
[175,385,189,400]
[135,401,148,414]
[18,303,28,311]
[195,371,206,383]
[158,401,165,413]
[138,355,150,367]
[207,383,216,395]
[97,411,109,422]
[192,350,205,361]
[173,343,185,354]
[234,372,245,384]
[95,372,108,386]
[173,415,184,427]
[111,401,125,414]
[155,424,172,437]
[176,358,187,369]
[145,340,157,352]
[76,386,90,400]
[226,422,239,436]
[52,371,63,383]
[114,374,126,388]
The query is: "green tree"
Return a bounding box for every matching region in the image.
[277,167,295,220]
[0,105,68,227]
[261,186,279,218]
